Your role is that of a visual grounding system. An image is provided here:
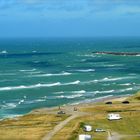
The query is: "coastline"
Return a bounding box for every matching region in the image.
[0,94,131,121]
[30,94,131,116]
[0,92,140,140]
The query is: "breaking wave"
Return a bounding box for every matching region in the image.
[0,80,81,91]
[75,69,95,72]
[0,82,61,91]
[56,94,83,99]
[19,69,36,72]
[82,76,135,84]
[63,80,80,85]
[31,72,72,77]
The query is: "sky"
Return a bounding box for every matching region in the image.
[0,0,140,38]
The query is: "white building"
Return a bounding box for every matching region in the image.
[79,134,92,140]
[83,125,92,132]
[108,113,122,120]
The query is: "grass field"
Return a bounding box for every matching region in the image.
[52,92,140,140]
[0,114,68,140]
[0,92,140,140]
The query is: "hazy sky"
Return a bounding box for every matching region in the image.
[0,0,140,38]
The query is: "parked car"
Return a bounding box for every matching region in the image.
[95,128,106,132]
[57,110,66,114]
[105,101,112,105]
[122,101,130,104]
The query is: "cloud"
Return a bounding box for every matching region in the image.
[0,0,140,19]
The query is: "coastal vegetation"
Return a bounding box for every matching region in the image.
[0,92,140,140]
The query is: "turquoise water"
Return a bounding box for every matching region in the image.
[0,37,140,119]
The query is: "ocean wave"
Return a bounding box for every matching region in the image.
[31,72,72,77]
[117,87,134,93]
[75,69,95,72]
[70,95,113,105]
[0,82,61,91]
[78,54,97,58]
[101,77,129,82]
[103,64,124,67]
[92,90,115,94]
[82,76,135,84]
[28,71,42,74]
[18,99,25,105]
[53,90,86,95]
[53,91,64,94]
[25,99,46,104]
[119,83,132,86]
[19,69,36,72]
[1,103,17,109]
[0,80,81,91]
[0,50,8,54]
[56,94,83,99]
[0,114,22,120]
[71,90,86,94]
[63,80,80,85]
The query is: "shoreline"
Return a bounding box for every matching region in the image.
[30,94,131,115]
[1,91,139,140]
[0,94,131,121]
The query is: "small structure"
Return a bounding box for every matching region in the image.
[83,125,92,132]
[108,113,122,120]
[79,134,92,140]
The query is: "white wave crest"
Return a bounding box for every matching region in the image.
[0,82,61,91]
[0,80,81,91]
[63,80,80,85]
[119,83,132,86]
[19,69,36,72]
[103,64,124,67]
[53,91,64,94]
[25,99,46,104]
[56,94,83,99]
[71,90,86,94]
[93,90,115,94]
[1,103,17,109]
[32,72,71,77]
[117,87,133,93]
[75,69,95,72]
[70,95,113,105]
[82,76,135,85]
[0,50,8,54]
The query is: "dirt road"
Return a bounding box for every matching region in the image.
[42,114,79,140]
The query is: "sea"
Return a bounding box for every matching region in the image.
[0,37,140,119]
